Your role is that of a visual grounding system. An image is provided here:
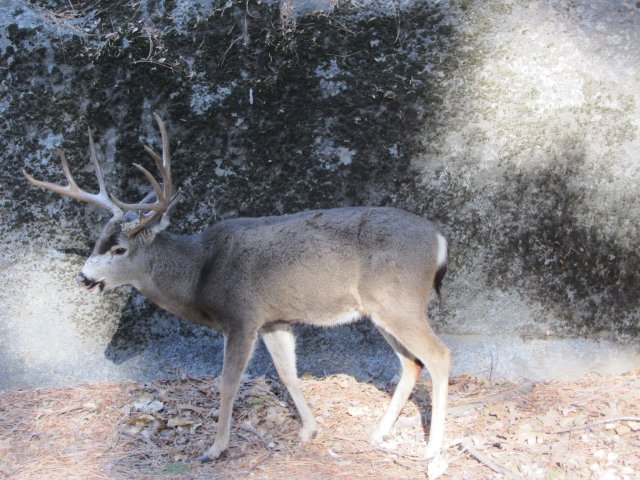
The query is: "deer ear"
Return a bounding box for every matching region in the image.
[122,191,157,224]
[151,214,170,234]
[123,189,179,238]
[123,189,181,241]
[122,192,158,238]
[149,189,180,233]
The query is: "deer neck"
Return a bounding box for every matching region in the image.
[132,231,207,323]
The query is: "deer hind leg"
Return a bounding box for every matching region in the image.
[200,329,258,463]
[261,324,317,442]
[369,327,423,444]
[371,311,450,459]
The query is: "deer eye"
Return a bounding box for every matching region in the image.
[112,247,127,256]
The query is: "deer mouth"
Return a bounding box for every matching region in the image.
[76,274,105,293]
[87,279,105,293]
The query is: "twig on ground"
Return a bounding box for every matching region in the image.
[343,445,423,462]
[549,416,640,435]
[246,449,275,475]
[249,384,288,407]
[453,438,509,477]
[38,403,97,418]
[235,423,270,446]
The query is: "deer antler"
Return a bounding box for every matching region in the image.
[24,115,177,236]
[111,114,177,235]
[23,129,124,217]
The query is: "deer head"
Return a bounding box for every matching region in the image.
[24,114,179,293]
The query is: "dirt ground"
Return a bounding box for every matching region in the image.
[1,370,638,480]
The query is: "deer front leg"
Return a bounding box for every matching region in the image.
[200,329,257,463]
[261,324,317,442]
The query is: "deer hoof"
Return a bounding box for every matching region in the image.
[200,445,228,463]
[423,442,441,459]
[368,429,388,445]
[299,426,317,442]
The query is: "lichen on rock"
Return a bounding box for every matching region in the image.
[1,0,639,389]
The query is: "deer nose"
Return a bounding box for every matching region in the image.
[76,272,91,286]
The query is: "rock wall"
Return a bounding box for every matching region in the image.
[1,0,638,389]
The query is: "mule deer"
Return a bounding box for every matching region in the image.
[24,115,451,462]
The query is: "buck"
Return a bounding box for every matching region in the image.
[24,115,451,462]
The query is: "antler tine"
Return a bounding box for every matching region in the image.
[23,149,74,195]
[88,128,109,199]
[154,113,172,201]
[23,139,123,216]
[118,114,176,235]
[57,148,79,191]
[110,163,166,212]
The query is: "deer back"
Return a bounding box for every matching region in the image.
[191,207,445,330]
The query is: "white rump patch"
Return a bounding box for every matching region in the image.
[436,234,448,268]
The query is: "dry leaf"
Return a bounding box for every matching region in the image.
[581,433,594,444]
[177,404,209,415]
[517,424,546,445]
[504,401,520,423]
[347,406,366,417]
[249,395,272,405]
[167,417,193,428]
[519,463,545,478]
[464,382,478,394]
[128,414,155,425]
[490,420,505,430]
[612,424,631,435]
[82,402,98,411]
[605,400,619,416]
[627,421,640,431]
[134,397,164,414]
[328,449,341,459]
[540,410,559,428]
[123,424,143,436]
[265,406,287,427]
[485,404,502,418]
[560,412,588,428]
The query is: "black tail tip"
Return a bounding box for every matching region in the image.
[434,264,447,301]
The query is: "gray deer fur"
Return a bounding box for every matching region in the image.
[24,115,451,462]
